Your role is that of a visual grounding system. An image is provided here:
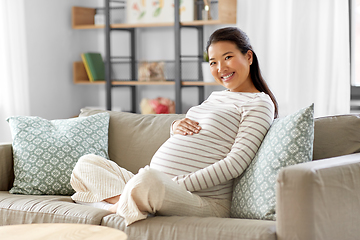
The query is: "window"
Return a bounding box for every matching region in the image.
[353,0,360,86]
[351,0,360,113]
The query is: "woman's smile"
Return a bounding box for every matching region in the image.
[221,72,235,82]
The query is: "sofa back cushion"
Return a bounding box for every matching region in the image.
[0,143,14,191]
[79,108,184,174]
[313,114,360,160]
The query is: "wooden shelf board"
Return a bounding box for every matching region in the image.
[73,61,220,86]
[182,20,223,26]
[182,81,220,86]
[72,20,227,30]
[73,80,174,85]
[73,80,105,85]
[112,81,175,85]
[74,80,219,86]
[73,25,105,29]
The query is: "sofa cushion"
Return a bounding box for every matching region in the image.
[230,104,314,220]
[102,214,276,240]
[313,114,360,160]
[0,191,111,225]
[79,108,184,174]
[7,113,109,195]
[0,143,13,191]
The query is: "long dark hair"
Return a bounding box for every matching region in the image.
[206,27,278,118]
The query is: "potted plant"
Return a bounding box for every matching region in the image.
[202,51,215,82]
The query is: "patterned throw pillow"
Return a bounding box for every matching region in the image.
[7,113,109,195]
[230,104,314,220]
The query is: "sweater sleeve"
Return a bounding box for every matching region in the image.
[172,97,274,192]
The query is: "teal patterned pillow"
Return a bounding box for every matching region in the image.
[230,104,314,220]
[7,113,109,195]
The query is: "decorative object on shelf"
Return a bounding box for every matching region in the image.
[202,62,215,82]
[94,9,105,25]
[202,51,215,82]
[140,97,175,114]
[127,0,194,24]
[138,61,166,82]
[81,53,105,81]
[202,0,212,20]
[94,8,125,25]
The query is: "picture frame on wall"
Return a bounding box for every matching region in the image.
[127,0,194,24]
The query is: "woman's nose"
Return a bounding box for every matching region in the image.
[217,61,226,72]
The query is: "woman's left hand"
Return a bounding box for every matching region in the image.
[172,118,201,136]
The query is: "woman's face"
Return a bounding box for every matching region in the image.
[208,41,257,93]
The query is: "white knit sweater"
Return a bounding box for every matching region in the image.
[150,91,275,200]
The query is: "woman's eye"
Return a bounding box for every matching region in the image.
[225,56,232,60]
[209,61,215,66]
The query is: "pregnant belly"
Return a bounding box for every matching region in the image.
[150,133,232,178]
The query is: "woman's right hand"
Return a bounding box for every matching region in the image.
[172,118,201,136]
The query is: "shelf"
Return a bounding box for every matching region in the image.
[73,62,219,86]
[74,80,219,86]
[182,81,219,86]
[72,20,227,30]
[72,0,235,112]
[72,1,236,29]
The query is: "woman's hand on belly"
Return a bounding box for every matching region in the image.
[172,118,202,136]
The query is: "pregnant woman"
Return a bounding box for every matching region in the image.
[70,27,278,226]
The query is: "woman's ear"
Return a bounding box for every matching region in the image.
[246,50,253,64]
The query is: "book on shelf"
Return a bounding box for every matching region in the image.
[81,53,93,81]
[81,53,105,81]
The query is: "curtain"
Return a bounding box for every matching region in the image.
[0,0,30,142]
[237,0,350,117]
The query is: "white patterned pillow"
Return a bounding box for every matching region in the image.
[230,104,314,220]
[7,113,109,195]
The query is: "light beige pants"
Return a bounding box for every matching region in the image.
[71,154,230,226]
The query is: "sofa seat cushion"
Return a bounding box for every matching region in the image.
[0,191,111,225]
[101,214,276,240]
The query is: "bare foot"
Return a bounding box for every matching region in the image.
[108,201,119,213]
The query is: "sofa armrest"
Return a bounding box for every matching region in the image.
[276,153,360,240]
[0,143,14,191]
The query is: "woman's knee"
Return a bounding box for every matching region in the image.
[76,154,106,166]
[136,166,169,184]
[125,166,169,194]
[120,167,167,213]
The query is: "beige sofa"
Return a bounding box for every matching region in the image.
[1,108,360,240]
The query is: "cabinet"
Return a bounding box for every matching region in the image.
[72,0,236,113]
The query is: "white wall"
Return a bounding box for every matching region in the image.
[24,0,102,119]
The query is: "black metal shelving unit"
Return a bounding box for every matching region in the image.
[103,0,219,114]
[72,0,235,114]
[174,0,206,113]
[105,0,136,112]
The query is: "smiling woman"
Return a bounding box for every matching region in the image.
[0,0,30,143]
[206,27,278,118]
